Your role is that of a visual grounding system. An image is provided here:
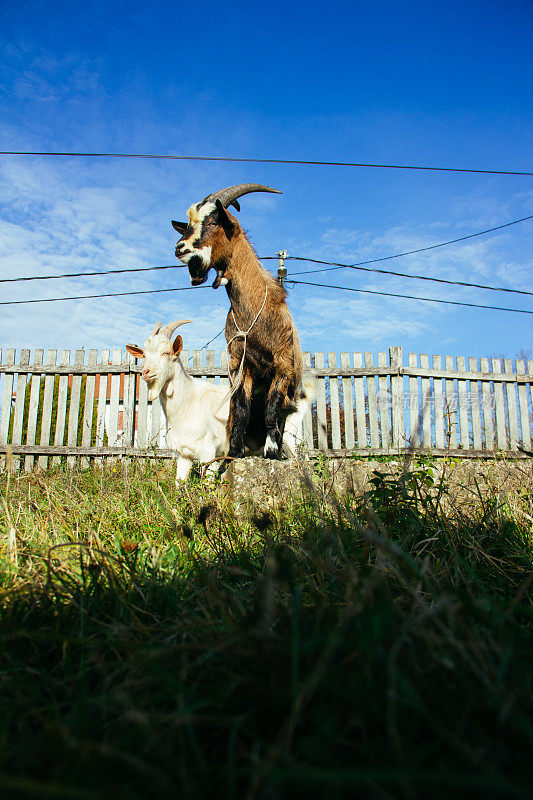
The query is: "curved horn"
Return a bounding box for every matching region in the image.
[202,183,282,209]
[150,322,162,336]
[159,320,191,340]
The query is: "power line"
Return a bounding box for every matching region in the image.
[2,276,531,315]
[0,264,185,283]
[288,279,533,315]
[288,214,533,265]
[3,214,532,295]
[285,215,533,296]
[0,285,207,306]
[188,327,226,363]
[289,260,533,297]
[1,150,532,176]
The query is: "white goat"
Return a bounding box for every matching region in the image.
[126,321,314,483]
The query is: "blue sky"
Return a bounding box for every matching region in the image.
[0,0,531,363]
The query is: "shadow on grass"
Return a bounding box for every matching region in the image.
[0,462,532,799]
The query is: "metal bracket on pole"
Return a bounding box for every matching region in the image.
[277,250,288,287]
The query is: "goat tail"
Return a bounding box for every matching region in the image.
[281,372,316,459]
[300,372,317,409]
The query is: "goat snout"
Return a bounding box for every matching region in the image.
[141,367,156,382]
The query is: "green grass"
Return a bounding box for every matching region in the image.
[0,458,532,799]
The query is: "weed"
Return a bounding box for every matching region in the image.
[0,460,531,799]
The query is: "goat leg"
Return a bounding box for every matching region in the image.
[175,455,194,483]
[227,371,253,458]
[264,388,287,459]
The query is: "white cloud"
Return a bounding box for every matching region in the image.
[294,294,434,348]
[0,43,531,364]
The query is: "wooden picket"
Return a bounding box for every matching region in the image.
[1,345,532,470]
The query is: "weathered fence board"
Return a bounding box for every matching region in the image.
[302,351,314,449]
[445,355,457,449]
[67,350,84,468]
[433,355,444,449]
[390,346,404,449]
[328,353,341,450]
[0,351,15,468]
[505,358,519,450]
[480,357,495,450]
[11,350,30,470]
[107,349,121,448]
[315,352,327,450]
[517,360,532,450]
[136,360,149,449]
[408,353,419,448]
[469,357,483,450]
[492,358,507,451]
[52,350,70,468]
[420,354,432,448]
[39,350,57,471]
[1,345,532,470]
[352,352,366,449]
[378,351,390,450]
[95,349,110,465]
[365,352,379,448]
[24,350,43,472]
[457,357,470,452]
[81,350,98,469]
[340,353,355,450]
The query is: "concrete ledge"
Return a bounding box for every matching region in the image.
[222,454,532,518]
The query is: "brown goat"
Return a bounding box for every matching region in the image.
[172,184,307,459]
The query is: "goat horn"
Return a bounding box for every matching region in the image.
[151,322,162,336]
[202,183,282,209]
[159,320,191,340]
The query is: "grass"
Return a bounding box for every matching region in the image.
[0,456,532,799]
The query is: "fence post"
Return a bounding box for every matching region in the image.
[67,350,85,468]
[123,351,136,454]
[25,349,44,472]
[390,346,404,451]
[38,350,57,471]
[81,350,98,469]
[0,350,16,471]
[12,349,30,472]
[315,352,327,451]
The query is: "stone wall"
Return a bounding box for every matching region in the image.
[222,455,532,518]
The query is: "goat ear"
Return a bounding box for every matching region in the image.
[126,344,144,358]
[215,199,235,239]
[172,220,188,234]
[172,334,183,357]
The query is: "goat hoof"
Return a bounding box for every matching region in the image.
[227,448,245,459]
[264,435,280,460]
[264,447,280,460]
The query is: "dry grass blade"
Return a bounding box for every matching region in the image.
[0,457,531,800]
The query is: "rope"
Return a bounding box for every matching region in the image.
[212,286,269,415]
[226,285,269,396]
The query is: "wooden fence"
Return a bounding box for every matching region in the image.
[1,346,532,471]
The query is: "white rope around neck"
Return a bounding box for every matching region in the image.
[220,285,268,406]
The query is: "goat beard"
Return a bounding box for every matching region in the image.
[147,386,160,401]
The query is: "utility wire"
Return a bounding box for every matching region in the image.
[289,260,533,296]
[283,215,533,296]
[0,264,185,283]
[2,278,532,315]
[3,214,532,295]
[1,150,532,176]
[188,327,226,363]
[0,285,207,306]
[288,279,533,315]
